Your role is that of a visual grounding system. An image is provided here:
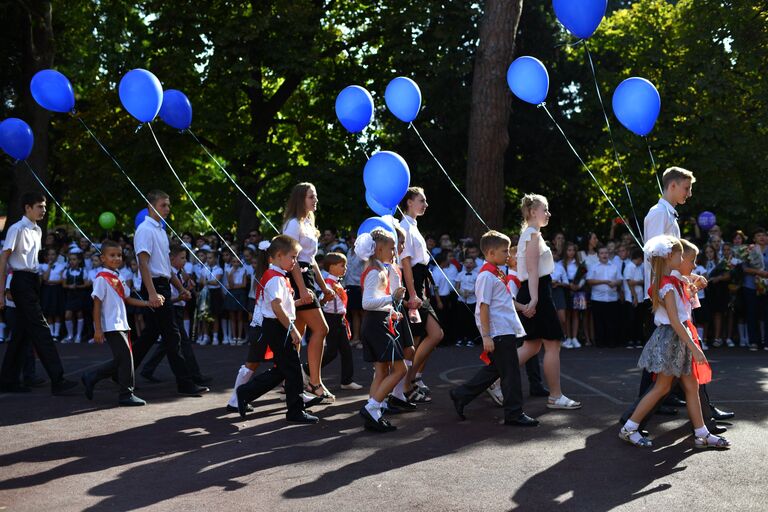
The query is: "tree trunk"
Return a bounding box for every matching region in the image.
[464,0,523,241]
[6,1,54,232]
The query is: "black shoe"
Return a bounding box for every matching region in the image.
[711,406,735,421]
[226,403,253,413]
[655,405,678,416]
[23,376,47,388]
[529,385,550,397]
[286,411,319,424]
[382,402,403,415]
[140,372,163,383]
[664,396,686,408]
[52,378,78,395]
[388,395,417,411]
[0,382,32,393]
[303,395,324,409]
[504,413,539,427]
[449,389,466,420]
[236,387,250,419]
[193,375,213,385]
[359,406,396,432]
[178,385,209,397]
[82,373,95,401]
[709,423,728,435]
[119,395,147,406]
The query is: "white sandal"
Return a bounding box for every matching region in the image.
[619,427,653,448]
[694,434,731,450]
[547,394,582,410]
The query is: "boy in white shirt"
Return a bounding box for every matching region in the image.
[432,251,458,345]
[623,248,646,348]
[81,241,150,406]
[455,257,479,347]
[586,246,622,347]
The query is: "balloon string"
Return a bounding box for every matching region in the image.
[76,116,249,313]
[538,103,643,248]
[186,130,279,234]
[409,123,491,232]
[146,123,251,313]
[584,42,644,243]
[645,138,663,195]
[21,160,98,251]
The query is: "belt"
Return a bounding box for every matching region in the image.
[11,269,39,275]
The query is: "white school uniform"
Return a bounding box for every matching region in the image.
[2,216,42,271]
[587,261,621,302]
[283,218,318,264]
[456,268,478,304]
[551,261,569,288]
[228,266,247,289]
[622,261,644,302]
[432,264,458,296]
[91,269,130,332]
[244,264,256,300]
[322,274,347,315]
[399,215,430,265]
[474,270,526,338]
[202,264,224,289]
[644,198,680,298]
[119,266,133,284]
[362,262,395,313]
[134,216,172,278]
[517,226,554,280]
[694,265,707,300]
[88,266,102,284]
[259,264,296,320]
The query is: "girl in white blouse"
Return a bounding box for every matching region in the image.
[282,182,335,401]
[516,194,581,410]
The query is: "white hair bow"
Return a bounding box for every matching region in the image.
[643,235,676,260]
[354,233,376,261]
[258,240,271,251]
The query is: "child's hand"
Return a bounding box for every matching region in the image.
[523,300,537,318]
[408,296,423,309]
[692,346,707,364]
[482,335,495,353]
[290,327,301,346]
[93,330,105,344]
[632,297,638,307]
[393,287,406,302]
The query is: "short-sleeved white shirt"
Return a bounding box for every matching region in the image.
[322,274,347,315]
[644,198,680,298]
[474,270,526,338]
[551,261,568,285]
[623,261,644,302]
[228,266,247,288]
[91,269,130,332]
[259,265,296,320]
[517,226,555,281]
[3,216,42,272]
[134,216,172,278]
[119,267,133,284]
[456,268,478,304]
[283,217,318,264]
[202,264,224,289]
[654,281,692,326]
[432,264,458,296]
[587,262,621,302]
[41,261,66,283]
[399,215,430,265]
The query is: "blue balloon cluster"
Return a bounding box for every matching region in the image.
[552,0,608,39]
[0,118,34,161]
[357,216,397,239]
[612,77,660,136]
[364,151,410,212]
[335,86,374,133]
[159,89,193,130]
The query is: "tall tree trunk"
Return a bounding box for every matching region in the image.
[6,1,54,231]
[464,0,523,241]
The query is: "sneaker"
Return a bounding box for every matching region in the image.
[198,337,210,346]
[547,394,582,410]
[74,336,82,344]
[712,339,724,348]
[625,342,634,349]
[725,338,735,348]
[570,338,582,349]
[61,336,72,344]
[340,382,364,390]
[466,340,475,347]
[749,344,758,352]
[87,338,95,345]
[212,338,220,346]
[455,339,465,347]
[485,380,504,407]
[562,339,573,349]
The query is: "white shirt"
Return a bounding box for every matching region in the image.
[399,215,430,266]
[322,274,347,315]
[259,265,296,320]
[587,261,621,302]
[2,216,42,272]
[41,261,66,283]
[517,226,555,280]
[456,268,478,304]
[563,260,583,287]
[119,267,133,284]
[654,281,692,326]
[244,264,256,299]
[91,269,130,332]
[5,273,15,308]
[432,264,458,296]
[581,252,600,272]
[134,216,172,278]
[694,265,707,299]
[88,266,102,284]
[227,266,247,288]
[644,198,680,298]
[131,270,142,293]
[202,264,224,289]
[343,251,365,288]
[623,261,644,302]
[362,262,394,313]
[551,261,568,286]
[507,270,521,298]
[474,270,526,338]
[283,217,318,263]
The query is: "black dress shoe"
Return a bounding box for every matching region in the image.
[286,411,319,424]
[388,395,417,410]
[359,406,396,432]
[302,394,324,409]
[52,378,78,395]
[140,372,163,383]
[82,373,95,401]
[449,389,466,420]
[0,382,32,393]
[119,395,147,406]
[655,405,678,416]
[711,406,735,421]
[709,423,728,435]
[529,385,550,397]
[504,413,539,427]
[664,396,687,407]
[226,404,253,413]
[382,403,403,415]
[178,385,209,397]
[193,375,213,385]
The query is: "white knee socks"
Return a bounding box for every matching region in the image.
[227,365,255,407]
[65,320,74,339]
[76,319,84,338]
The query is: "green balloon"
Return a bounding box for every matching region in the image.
[99,211,116,230]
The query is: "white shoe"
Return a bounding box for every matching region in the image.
[570,338,582,348]
[222,338,231,345]
[561,339,574,349]
[340,382,363,390]
[725,338,735,348]
[485,379,504,407]
[701,341,709,351]
[547,394,582,409]
[212,338,220,346]
[87,338,95,344]
[61,336,72,344]
[74,336,82,344]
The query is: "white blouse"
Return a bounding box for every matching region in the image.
[283,217,318,264]
[517,226,554,281]
[399,215,430,266]
[654,283,693,327]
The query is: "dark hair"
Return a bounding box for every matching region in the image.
[631,248,644,260]
[169,245,187,257]
[753,227,766,238]
[21,192,46,209]
[435,251,449,265]
[146,189,169,206]
[323,251,347,271]
[399,186,425,213]
[101,240,121,252]
[253,234,301,283]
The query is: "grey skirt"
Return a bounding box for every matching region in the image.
[637,324,692,377]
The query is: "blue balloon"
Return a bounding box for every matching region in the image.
[357,216,397,239]
[0,118,34,161]
[385,77,422,123]
[698,211,716,231]
[159,89,193,130]
[506,56,549,105]
[335,85,374,133]
[363,151,410,209]
[119,69,163,123]
[30,69,75,113]
[552,0,608,39]
[612,77,661,137]
[366,190,396,216]
[135,208,166,230]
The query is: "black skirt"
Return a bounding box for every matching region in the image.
[516,274,564,341]
[64,288,89,312]
[405,263,441,338]
[41,284,64,316]
[346,285,362,311]
[361,310,405,363]
[288,261,321,311]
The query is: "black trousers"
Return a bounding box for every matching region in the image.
[436,293,456,345]
[628,303,645,344]
[591,300,619,347]
[87,331,135,398]
[452,335,524,420]
[132,278,193,390]
[320,313,353,385]
[238,318,303,418]
[0,271,64,387]
[457,301,480,342]
[141,306,203,379]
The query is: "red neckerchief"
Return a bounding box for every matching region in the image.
[506,273,521,290]
[478,262,510,365]
[256,267,291,361]
[325,276,352,340]
[96,271,132,352]
[450,258,462,272]
[649,275,712,384]
[360,263,398,335]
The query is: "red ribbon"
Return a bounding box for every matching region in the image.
[325,277,352,340]
[478,263,509,365]
[96,271,132,352]
[256,268,292,361]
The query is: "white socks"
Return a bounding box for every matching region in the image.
[696,327,704,342]
[694,426,721,443]
[623,420,644,444]
[227,365,254,407]
[54,322,61,337]
[365,398,382,421]
[0,322,5,339]
[392,360,412,401]
[76,319,84,338]
[183,319,191,335]
[222,319,230,340]
[65,320,74,338]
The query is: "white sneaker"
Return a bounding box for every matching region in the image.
[485,379,504,407]
[222,338,230,345]
[61,336,72,344]
[212,338,220,346]
[726,338,735,348]
[561,339,574,349]
[570,338,582,348]
[87,338,95,344]
[74,336,82,344]
[340,382,363,390]
[547,394,582,409]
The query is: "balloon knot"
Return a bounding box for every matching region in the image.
[135,124,144,134]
